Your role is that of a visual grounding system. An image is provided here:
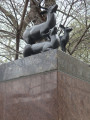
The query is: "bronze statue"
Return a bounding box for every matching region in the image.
[59,24,72,52]
[23,3,73,57]
[23,27,59,57]
[23,3,58,45]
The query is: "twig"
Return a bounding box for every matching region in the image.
[70,24,90,55]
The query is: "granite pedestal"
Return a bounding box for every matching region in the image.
[0,49,90,120]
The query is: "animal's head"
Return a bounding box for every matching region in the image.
[50,27,57,35]
[48,4,58,13]
[39,3,58,15]
[60,24,72,33]
[64,27,73,33]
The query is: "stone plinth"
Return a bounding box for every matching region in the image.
[0,49,90,120]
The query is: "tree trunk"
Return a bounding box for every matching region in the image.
[15,29,20,60]
[15,0,29,60]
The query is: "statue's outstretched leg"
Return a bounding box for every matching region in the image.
[43,46,52,52]
[23,44,33,57]
[60,42,66,52]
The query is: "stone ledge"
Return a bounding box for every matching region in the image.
[0,50,57,81]
[57,50,90,82]
[0,49,90,82]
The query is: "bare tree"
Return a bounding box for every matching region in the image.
[56,0,90,63]
[0,0,90,64]
[0,0,55,63]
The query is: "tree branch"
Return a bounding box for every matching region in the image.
[0,30,15,37]
[70,24,90,55]
[0,5,17,26]
[0,41,22,54]
[0,55,12,61]
[57,9,82,25]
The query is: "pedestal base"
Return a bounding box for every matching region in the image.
[0,49,90,120]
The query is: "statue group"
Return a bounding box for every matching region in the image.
[23,3,72,57]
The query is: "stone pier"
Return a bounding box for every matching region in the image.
[0,49,90,120]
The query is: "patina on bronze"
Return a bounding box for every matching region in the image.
[59,24,72,52]
[23,3,58,45]
[23,3,72,57]
[23,27,59,57]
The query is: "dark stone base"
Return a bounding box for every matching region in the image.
[0,49,90,120]
[58,71,90,120]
